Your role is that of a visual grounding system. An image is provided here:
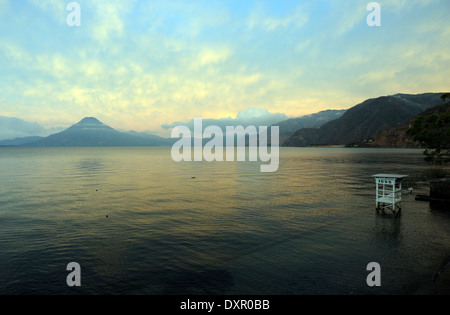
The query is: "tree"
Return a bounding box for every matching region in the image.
[407,105,450,165]
[442,93,450,101]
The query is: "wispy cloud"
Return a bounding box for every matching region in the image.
[86,0,137,42]
[28,0,66,24]
[248,3,309,31]
[194,46,234,68]
[384,0,436,12]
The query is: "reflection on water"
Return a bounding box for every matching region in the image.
[373,214,404,243]
[0,147,449,295]
[76,158,105,174]
[430,202,450,213]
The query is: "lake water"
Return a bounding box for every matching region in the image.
[1,147,450,295]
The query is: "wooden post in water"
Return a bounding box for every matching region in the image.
[372,174,408,215]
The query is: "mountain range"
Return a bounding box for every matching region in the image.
[0,110,346,147]
[272,109,346,144]
[282,93,447,147]
[0,92,447,148]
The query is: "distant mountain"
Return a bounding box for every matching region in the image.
[0,136,44,146]
[272,109,346,144]
[283,93,447,147]
[356,101,450,148]
[23,117,174,147]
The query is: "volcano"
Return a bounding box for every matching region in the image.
[25,117,173,147]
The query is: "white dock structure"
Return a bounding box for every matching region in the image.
[372,174,408,214]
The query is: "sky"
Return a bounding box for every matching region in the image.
[0,0,449,137]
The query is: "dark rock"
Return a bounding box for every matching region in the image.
[430,178,450,200]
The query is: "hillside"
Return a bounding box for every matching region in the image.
[272,109,346,144]
[283,93,447,147]
[356,102,450,148]
[0,136,44,146]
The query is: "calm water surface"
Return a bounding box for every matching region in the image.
[1,147,450,294]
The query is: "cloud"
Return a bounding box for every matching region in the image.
[0,0,449,135]
[247,3,309,31]
[197,47,233,67]
[135,1,231,39]
[79,0,138,42]
[0,116,63,140]
[384,0,435,12]
[162,107,288,132]
[28,0,66,24]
